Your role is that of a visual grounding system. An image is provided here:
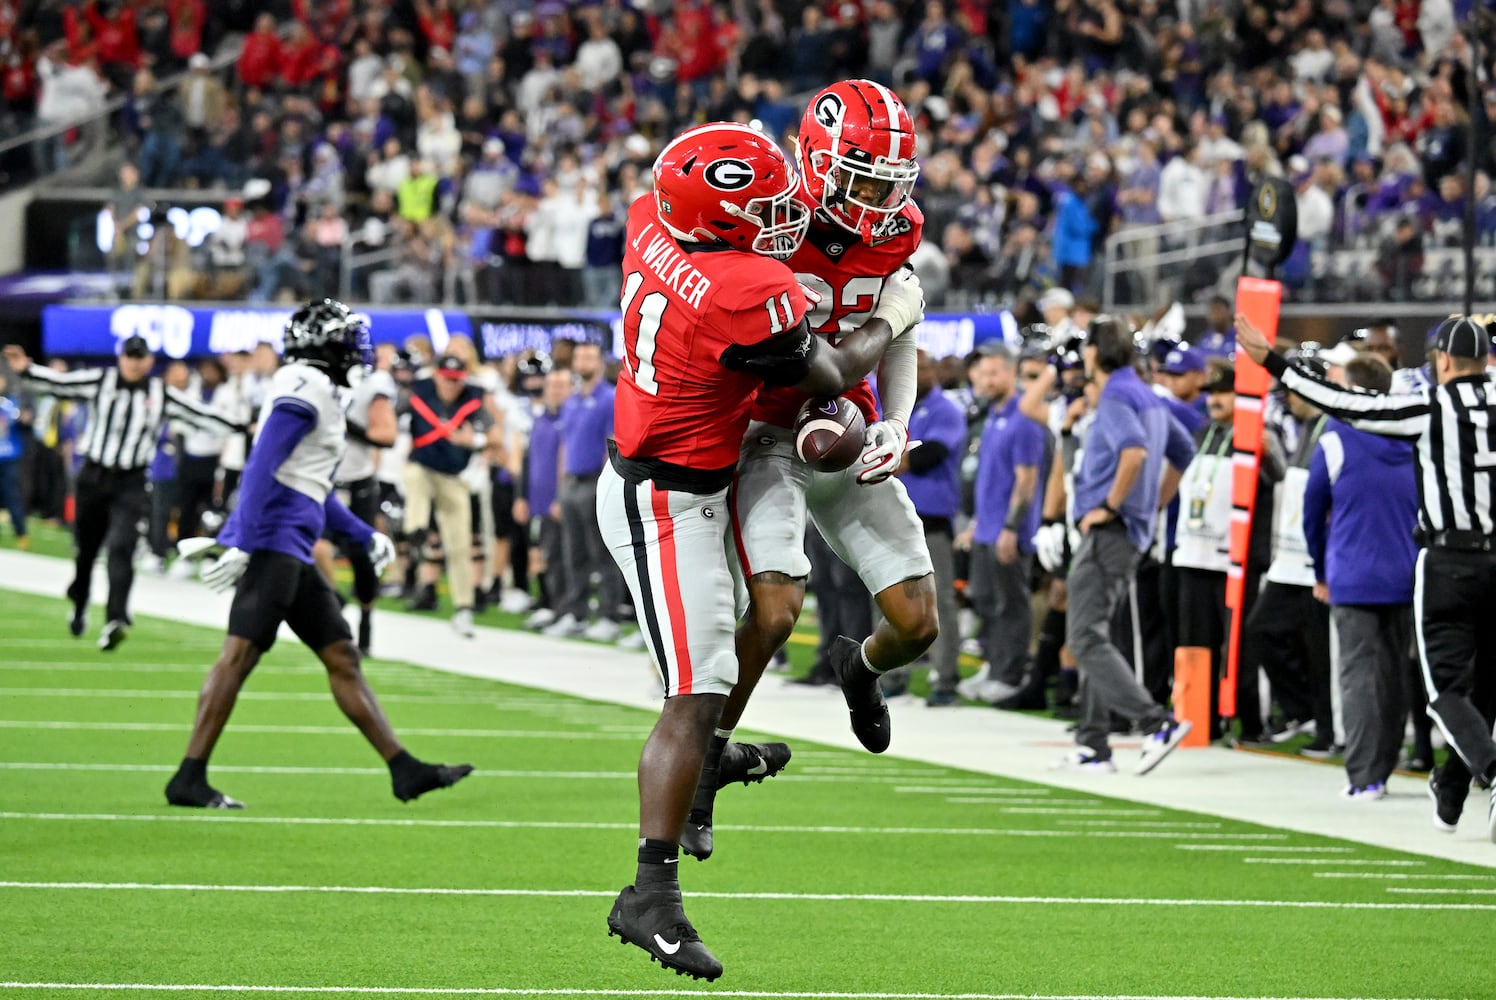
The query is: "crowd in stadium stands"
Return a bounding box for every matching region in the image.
[3,0,1495,309]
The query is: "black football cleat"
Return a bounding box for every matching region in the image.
[606,885,722,981]
[681,742,792,861]
[67,603,87,638]
[714,741,792,789]
[392,760,474,802]
[357,612,372,657]
[165,775,245,810]
[830,635,890,753]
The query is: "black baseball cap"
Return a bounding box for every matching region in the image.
[435,354,468,379]
[1430,316,1492,360]
[119,335,152,358]
[1205,366,1236,393]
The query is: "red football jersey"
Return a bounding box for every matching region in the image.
[614,197,809,471]
[749,199,924,428]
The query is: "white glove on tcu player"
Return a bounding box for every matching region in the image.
[368,532,396,577]
[871,268,924,337]
[202,547,250,593]
[858,418,908,485]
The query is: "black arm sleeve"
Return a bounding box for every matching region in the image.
[719,317,820,388]
[345,419,373,446]
[905,441,950,474]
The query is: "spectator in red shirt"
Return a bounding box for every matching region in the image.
[237,14,280,89]
[167,0,205,65]
[278,21,323,89]
[414,0,456,53]
[66,1,137,88]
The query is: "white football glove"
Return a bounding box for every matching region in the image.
[368,532,396,577]
[1032,522,1069,574]
[175,536,223,563]
[857,418,908,485]
[871,268,924,337]
[201,547,250,593]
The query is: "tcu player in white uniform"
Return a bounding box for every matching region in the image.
[314,361,397,654]
[164,300,473,809]
[680,81,937,860]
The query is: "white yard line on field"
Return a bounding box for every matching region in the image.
[0,880,1491,912]
[1313,872,1496,881]
[1241,858,1426,866]
[0,810,1291,840]
[1173,845,1354,853]
[0,721,646,740]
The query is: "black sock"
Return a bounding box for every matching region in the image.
[387,749,418,775]
[636,838,679,891]
[177,757,207,784]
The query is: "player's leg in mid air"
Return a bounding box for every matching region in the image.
[677,428,804,861]
[809,464,938,752]
[598,462,741,981]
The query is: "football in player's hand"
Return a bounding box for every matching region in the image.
[793,396,866,472]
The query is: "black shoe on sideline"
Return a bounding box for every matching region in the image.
[606,885,723,981]
[68,603,87,638]
[98,619,129,652]
[407,586,438,612]
[830,635,890,753]
[1429,769,1466,833]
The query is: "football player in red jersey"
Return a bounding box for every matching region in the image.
[599,122,924,981]
[680,80,936,862]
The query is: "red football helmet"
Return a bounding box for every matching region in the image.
[797,79,920,241]
[652,123,809,260]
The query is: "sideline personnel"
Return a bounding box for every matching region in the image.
[1237,314,1496,839]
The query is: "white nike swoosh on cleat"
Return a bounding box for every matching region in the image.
[664,857,678,865]
[747,760,768,776]
[653,934,682,955]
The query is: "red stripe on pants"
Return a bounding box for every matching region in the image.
[651,486,694,695]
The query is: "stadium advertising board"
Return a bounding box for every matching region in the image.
[44,304,1016,361]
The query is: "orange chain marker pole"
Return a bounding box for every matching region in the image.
[1222,276,1281,721]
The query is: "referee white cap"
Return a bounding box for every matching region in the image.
[1430,316,1492,359]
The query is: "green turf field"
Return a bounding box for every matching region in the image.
[0,584,1491,1000]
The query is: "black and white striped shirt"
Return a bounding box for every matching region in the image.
[1266,353,1496,536]
[20,364,242,472]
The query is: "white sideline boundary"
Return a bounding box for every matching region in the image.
[0,549,1491,869]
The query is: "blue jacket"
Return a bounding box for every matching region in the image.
[1303,418,1418,606]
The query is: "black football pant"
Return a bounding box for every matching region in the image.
[1241,581,1333,738]
[1416,547,1496,787]
[69,463,148,624]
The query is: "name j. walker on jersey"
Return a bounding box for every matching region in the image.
[628,220,713,309]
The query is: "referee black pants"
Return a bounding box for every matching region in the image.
[1416,547,1496,787]
[69,463,148,624]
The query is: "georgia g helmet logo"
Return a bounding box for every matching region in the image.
[703,158,755,191]
[813,92,844,131]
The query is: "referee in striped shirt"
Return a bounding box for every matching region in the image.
[1237,314,1496,838]
[3,335,244,650]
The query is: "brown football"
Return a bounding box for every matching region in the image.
[793,396,866,472]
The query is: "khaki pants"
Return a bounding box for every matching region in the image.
[403,463,475,610]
